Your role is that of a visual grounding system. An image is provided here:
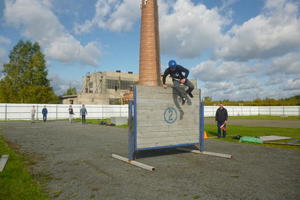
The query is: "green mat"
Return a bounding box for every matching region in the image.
[239,136,263,144]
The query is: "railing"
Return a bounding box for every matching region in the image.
[0,104,299,120]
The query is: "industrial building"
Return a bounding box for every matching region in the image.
[61,71,197,105]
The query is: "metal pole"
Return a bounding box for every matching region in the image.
[200,100,205,152]
[128,86,137,160]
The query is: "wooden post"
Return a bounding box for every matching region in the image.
[0,155,9,172]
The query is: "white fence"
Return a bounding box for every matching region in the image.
[204,106,300,117]
[0,104,299,120]
[0,104,128,120]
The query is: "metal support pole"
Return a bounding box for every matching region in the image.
[200,100,205,152]
[128,87,137,160]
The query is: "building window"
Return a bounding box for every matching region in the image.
[106,79,119,90]
[89,82,93,88]
[106,79,136,90]
[120,80,135,90]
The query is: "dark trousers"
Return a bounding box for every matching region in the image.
[173,79,194,99]
[217,121,226,138]
[43,115,47,122]
[82,115,86,124]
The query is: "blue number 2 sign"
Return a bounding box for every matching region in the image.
[164,107,177,124]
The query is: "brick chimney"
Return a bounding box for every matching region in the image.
[138,0,161,86]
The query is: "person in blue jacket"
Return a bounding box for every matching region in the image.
[80,104,88,124]
[42,105,48,122]
[162,60,194,105]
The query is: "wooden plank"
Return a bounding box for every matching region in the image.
[112,154,155,171]
[263,142,300,146]
[0,155,9,172]
[176,148,232,159]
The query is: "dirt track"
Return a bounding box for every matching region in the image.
[0,121,299,200]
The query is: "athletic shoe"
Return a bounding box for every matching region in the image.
[188,92,194,98]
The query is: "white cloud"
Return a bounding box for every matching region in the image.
[74,0,139,34]
[191,60,257,82]
[73,0,228,59]
[215,0,300,61]
[192,59,300,100]
[49,73,82,95]
[282,78,300,91]
[268,51,300,75]
[159,0,227,58]
[4,0,101,66]
[0,36,11,44]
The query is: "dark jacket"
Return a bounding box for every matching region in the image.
[42,108,48,115]
[215,107,228,122]
[162,65,189,84]
[69,108,74,114]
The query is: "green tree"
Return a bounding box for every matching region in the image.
[0,40,59,103]
[63,87,77,96]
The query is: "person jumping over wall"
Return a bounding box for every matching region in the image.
[162,60,194,105]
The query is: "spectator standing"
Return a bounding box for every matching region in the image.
[31,106,36,123]
[80,104,87,124]
[42,105,48,122]
[68,105,74,123]
[215,102,228,138]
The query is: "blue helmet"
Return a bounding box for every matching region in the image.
[168,60,177,68]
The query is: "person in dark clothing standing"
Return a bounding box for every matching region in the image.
[80,104,87,124]
[215,102,228,138]
[162,60,194,105]
[42,105,48,122]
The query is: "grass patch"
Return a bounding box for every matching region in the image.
[206,115,300,120]
[205,124,300,150]
[0,136,50,200]
[73,118,128,128]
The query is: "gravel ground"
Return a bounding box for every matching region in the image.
[205,118,300,128]
[0,121,299,200]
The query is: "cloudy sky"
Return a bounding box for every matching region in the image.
[0,0,299,100]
